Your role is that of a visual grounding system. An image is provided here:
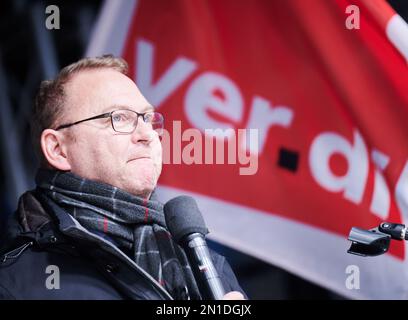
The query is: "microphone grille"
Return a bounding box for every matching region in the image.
[164,195,209,244]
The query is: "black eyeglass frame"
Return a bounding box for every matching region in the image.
[54,109,164,133]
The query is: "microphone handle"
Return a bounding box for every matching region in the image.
[183,233,226,300]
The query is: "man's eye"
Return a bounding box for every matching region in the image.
[145,112,161,123]
[112,113,127,122]
[144,113,153,122]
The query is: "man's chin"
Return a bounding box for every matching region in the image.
[125,177,158,198]
[130,185,156,199]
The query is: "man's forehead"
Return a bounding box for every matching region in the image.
[65,68,152,115]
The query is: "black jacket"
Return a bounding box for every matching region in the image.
[0,191,246,300]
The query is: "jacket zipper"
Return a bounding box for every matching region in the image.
[1,242,34,263]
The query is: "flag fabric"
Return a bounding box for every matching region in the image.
[87,0,408,299]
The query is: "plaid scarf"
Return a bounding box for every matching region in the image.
[35,169,201,300]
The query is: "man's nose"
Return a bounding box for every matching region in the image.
[130,117,154,144]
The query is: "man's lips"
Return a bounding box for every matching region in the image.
[127,156,151,163]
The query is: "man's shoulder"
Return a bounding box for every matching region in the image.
[0,242,123,300]
[0,244,61,299]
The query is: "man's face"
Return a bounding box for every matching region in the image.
[60,68,162,198]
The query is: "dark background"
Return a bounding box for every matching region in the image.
[0,0,407,299]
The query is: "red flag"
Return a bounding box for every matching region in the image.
[87,0,408,298]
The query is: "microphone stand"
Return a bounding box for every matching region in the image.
[348,222,408,257]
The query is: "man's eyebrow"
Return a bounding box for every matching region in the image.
[142,105,155,112]
[100,105,155,113]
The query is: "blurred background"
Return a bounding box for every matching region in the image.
[0,0,407,299]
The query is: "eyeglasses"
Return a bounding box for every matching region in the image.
[55,109,164,135]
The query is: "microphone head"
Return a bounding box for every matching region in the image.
[164,195,209,244]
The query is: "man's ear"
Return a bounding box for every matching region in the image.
[40,129,72,171]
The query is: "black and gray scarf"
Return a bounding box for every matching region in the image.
[35,169,201,300]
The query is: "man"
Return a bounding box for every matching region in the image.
[0,55,246,300]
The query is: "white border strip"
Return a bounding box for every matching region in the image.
[157,185,408,299]
[86,0,138,57]
[386,14,408,62]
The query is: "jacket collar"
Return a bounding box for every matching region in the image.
[0,190,62,250]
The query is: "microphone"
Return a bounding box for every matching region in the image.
[164,195,226,300]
